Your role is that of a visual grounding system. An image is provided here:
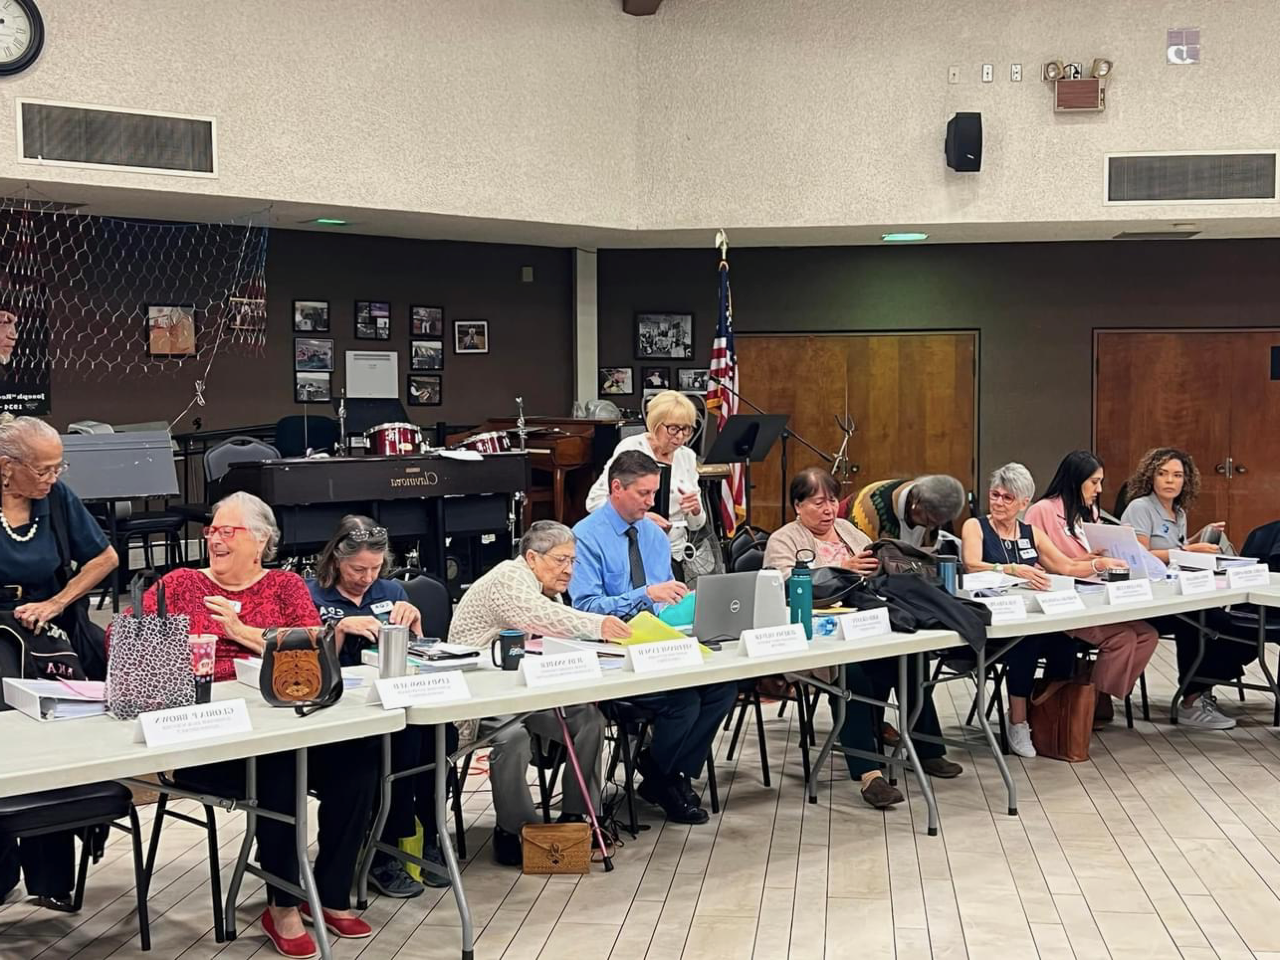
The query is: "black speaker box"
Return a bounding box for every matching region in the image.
[945,112,982,172]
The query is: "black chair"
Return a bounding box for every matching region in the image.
[273,416,341,458]
[0,783,151,950]
[393,570,451,641]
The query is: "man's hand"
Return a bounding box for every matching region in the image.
[646,580,689,606]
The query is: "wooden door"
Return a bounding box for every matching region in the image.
[735,332,977,529]
[1226,331,1280,540]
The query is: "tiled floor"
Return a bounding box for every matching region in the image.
[4,638,1280,959]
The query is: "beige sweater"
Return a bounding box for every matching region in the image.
[450,558,607,650]
[763,519,872,579]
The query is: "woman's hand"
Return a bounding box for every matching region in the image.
[390,601,423,634]
[842,550,879,577]
[1095,557,1128,572]
[645,511,672,532]
[336,615,382,645]
[1013,564,1052,591]
[13,597,67,632]
[600,616,632,640]
[204,596,254,647]
[1184,542,1220,554]
[677,487,702,517]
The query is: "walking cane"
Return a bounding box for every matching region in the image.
[553,706,614,872]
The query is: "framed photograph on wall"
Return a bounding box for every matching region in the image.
[295,371,332,403]
[355,300,391,340]
[641,366,670,390]
[229,297,267,332]
[635,312,693,359]
[678,367,709,392]
[411,305,444,337]
[454,320,489,354]
[408,374,442,406]
[411,339,444,371]
[294,337,334,372]
[146,305,197,357]
[293,299,330,332]
[599,366,633,396]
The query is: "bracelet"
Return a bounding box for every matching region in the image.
[1090,558,1104,574]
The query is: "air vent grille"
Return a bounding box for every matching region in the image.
[1107,152,1276,203]
[18,100,215,176]
[1112,230,1201,240]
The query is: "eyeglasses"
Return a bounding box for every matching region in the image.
[18,460,69,481]
[203,525,252,540]
[662,424,694,437]
[536,551,577,570]
[989,490,1018,503]
[346,525,387,543]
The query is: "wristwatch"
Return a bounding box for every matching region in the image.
[993,563,1005,574]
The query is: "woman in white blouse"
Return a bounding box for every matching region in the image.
[586,390,706,576]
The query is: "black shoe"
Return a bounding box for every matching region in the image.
[659,782,709,825]
[676,773,701,809]
[492,825,523,867]
[33,893,77,913]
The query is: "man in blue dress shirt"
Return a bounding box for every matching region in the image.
[570,450,736,825]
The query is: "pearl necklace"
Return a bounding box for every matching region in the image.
[0,509,37,542]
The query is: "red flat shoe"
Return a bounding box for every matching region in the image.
[260,909,318,960]
[298,902,373,939]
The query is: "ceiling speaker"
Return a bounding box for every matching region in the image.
[945,112,982,172]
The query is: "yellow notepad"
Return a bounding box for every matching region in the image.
[622,612,713,657]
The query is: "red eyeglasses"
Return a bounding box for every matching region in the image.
[202,525,251,540]
[988,490,1018,503]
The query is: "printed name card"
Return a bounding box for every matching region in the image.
[626,638,703,674]
[739,623,809,658]
[838,608,892,641]
[1226,564,1271,589]
[1105,579,1154,605]
[1177,569,1217,596]
[368,671,470,709]
[134,698,252,748]
[974,595,1028,624]
[1034,590,1086,615]
[520,651,602,688]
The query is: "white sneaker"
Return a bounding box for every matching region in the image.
[1177,693,1236,730]
[1007,717,1036,758]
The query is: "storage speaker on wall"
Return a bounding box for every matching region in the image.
[945,112,982,172]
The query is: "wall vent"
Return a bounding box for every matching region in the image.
[17,99,216,178]
[1106,151,1276,203]
[1112,230,1201,240]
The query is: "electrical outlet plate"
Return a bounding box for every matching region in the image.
[1011,63,1022,82]
[948,65,960,84]
[982,63,993,82]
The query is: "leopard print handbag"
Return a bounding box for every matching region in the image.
[106,575,194,720]
[259,624,344,716]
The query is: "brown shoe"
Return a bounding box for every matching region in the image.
[882,723,901,748]
[921,757,963,779]
[860,775,905,809]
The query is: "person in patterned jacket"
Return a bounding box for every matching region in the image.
[848,474,966,547]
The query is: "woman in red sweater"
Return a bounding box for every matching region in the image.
[141,492,376,958]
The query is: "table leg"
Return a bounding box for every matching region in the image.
[807,664,845,805]
[435,724,474,960]
[357,733,394,910]
[1170,610,1206,724]
[1256,607,1280,727]
[224,757,258,941]
[895,653,939,837]
[970,646,1017,815]
[294,749,333,960]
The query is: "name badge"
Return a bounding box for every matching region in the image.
[1227,564,1271,589]
[520,651,602,688]
[134,698,252,747]
[626,638,703,674]
[838,607,892,641]
[368,671,470,709]
[1106,579,1154,605]
[371,600,395,615]
[974,595,1027,623]
[1019,548,1038,560]
[1178,569,1217,596]
[1034,590,1086,614]
[1017,538,1031,549]
[739,623,809,658]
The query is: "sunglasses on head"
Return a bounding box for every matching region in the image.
[346,525,387,543]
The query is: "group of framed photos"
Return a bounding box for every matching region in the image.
[291,300,489,405]
[599,311,705,397]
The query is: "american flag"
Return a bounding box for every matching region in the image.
[706,252,745,534]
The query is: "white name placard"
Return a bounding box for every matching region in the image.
[1177,569,1217,596]
[1034,590,1086,615]
[739,623,809,658]
[838,608,892,641]
[134,698,252,748]
[1226,564,1271,589]
[368,671,470,709]
[626,638,703,674]
[520,651,602,688]
[974,595,1028,623]
[1105,579,1154,605]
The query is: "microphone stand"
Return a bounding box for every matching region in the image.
[710,375,832,528]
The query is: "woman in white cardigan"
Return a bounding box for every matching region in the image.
[586,390,707,573]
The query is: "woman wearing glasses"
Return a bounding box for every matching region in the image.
[1,414,118,914]
[134,492,376,956]
[586,390,707,581]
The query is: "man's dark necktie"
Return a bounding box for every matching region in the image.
[625,526,646,589]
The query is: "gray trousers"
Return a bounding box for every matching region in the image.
[483,704,604,834]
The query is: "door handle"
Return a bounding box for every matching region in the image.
[1215,462,1228,475]
[1234,463,1248,475]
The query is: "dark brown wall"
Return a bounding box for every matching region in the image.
[598,240,1280,490]
[47,230,575,435]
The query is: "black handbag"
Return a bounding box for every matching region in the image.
[810,566,866,607]
[260,624,344,716]
[47,483,109,680]
[868,538,940,583]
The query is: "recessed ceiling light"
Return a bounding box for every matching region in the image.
[882,232,929,242]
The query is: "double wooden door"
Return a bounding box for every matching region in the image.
[1095,330,1280,542]
[734,332,977,529]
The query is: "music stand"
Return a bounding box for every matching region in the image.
[703,414,788,526]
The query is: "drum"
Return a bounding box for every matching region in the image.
[365,422,423,456]
[461,430,512,455]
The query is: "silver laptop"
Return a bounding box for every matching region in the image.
[692,570,788,644]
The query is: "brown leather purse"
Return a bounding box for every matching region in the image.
[259,625,344,716]
[1029,679,1095,762]
[520,822,591,875]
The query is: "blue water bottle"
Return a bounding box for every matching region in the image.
[789,549,815,640]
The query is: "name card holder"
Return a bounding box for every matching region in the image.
[626,638,703,674]
[1034,590,1086,615]
[1226,564,1271,589]
[975,595,1028,624]
[520,651,603,688]
[838,607,892,641]
[1177,569,1217,596]
[739,623,809,658]
[1105,579,1154,605]
[134,698,253,748]
[368,671,470,709]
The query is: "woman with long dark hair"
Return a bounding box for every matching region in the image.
[1025,451,1158,727]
